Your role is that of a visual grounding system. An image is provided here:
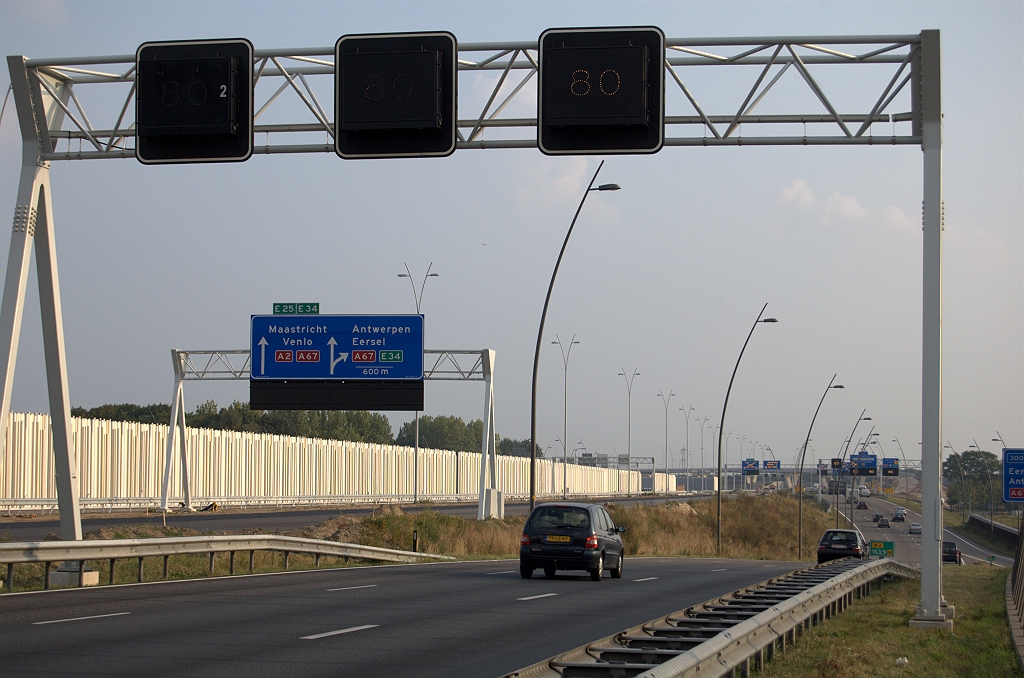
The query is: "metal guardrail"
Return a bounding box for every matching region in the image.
[502,558,918,678]
[968,512,1020,542]
[0,534,453,592]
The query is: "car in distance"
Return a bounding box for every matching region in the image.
[856,501,868,510]
[877,517,890,528]
[872,512,885,523]
[942,541,963,565]
[891,512,905,522]
[520,502,625,581]
[817,529,868,564]
[908,523,922,534]
[858,485,871,497]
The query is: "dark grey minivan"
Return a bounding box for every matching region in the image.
[520,503,625,581]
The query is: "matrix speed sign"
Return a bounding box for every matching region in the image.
[539,27,665,155]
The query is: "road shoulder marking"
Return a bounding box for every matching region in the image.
[518,593,558,601]
[33,612,130,625]
[301,624,378,640]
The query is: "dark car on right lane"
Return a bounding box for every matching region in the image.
[520,502,625,581]
[942,541,963,565]
[817,528,868,564]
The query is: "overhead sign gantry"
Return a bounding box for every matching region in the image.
[2,27,947,629]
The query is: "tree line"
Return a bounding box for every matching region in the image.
[942,449,1007,512]
[71,402,541,457]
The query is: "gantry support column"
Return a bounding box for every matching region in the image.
[0,57,81,540]
[910,29,951,630]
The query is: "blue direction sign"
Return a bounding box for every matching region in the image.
[882,457,900,477]
[1003,449,1024,502]
[764,460,780,470]
[250,314,423,381]
[850,453,878,476]
[742,459,759,475]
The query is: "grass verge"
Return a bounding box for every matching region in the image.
[1,496,829,593]
[760,565,1021,678]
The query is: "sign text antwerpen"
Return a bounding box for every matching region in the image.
[250,315,423,381]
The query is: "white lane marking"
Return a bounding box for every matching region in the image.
[486,570,517,575]
[711,568,728,572]
[633,577,659,582]
[518,593,558,601]
[327,584,377,592]
[33,612,130,625]
[301,624,378,640]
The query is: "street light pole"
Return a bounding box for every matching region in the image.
[657,390,675,487]
[528,162,620,512]
[836,411,871,528]
[680,405,694,492]
[619,368,641,497]
[892,435,910,501]
[716,303,778,554]
[397,263,439,503]
[697,416,708,493]
[797,375,843,559]
[552,334,580,500]
[972,439,996,535]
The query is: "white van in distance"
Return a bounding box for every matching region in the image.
[858,485,870,497]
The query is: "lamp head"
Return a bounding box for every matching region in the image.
[427,273,440,277]
[832,384,845,389]
[596,183,621,191]
[862,416,872,421]
[762,318,778,323]
[397,273,410,278]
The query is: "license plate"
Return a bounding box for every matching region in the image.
[545,535,571,543]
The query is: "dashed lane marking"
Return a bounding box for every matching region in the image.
[633,577,659,582]
[327,584,377,592]
[711,568,728,572]
[33,612,130,625]
[301,624,378,640]
[486,571,517,575]
[518,593,558,601]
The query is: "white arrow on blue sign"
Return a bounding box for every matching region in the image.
[250,314,424,381]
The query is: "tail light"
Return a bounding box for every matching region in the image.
[584,535,598,549]
[852,546,862,553]
[818,545,827,551]
[521,533,530,546]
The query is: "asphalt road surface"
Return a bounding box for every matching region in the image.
[839,493,1012,567]
[0,495,703,542]
[0,556,799,678]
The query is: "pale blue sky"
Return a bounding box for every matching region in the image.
[0,0,1020,469]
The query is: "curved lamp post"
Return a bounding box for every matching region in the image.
[697,416,709,493]
[835,411,871,528]
[397,263,439,503]
[552,334,580,499]
[945,442,969,524]
[657,390,675,482]
[679,405,694,492]
[797,375,843,559]
[971,439,996,534]
[716,303,777,553]
[619,368,641,496]
[528,162,620,511]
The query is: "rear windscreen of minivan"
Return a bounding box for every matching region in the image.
[529,507,591,529]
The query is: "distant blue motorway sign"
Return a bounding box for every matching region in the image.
[250,314,423,381]
[742,459,759,475]
[764,460,780,470]
[1003,449,1024,502]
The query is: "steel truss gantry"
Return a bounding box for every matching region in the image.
[2,31,944,625]
[161,349,498,518]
